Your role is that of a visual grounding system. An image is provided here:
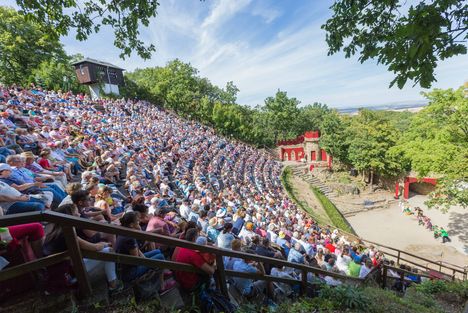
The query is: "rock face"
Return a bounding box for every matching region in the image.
[329,183,361,195]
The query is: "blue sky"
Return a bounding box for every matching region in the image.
[6,0,468,108]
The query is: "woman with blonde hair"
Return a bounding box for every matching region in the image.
[94,186,121,222]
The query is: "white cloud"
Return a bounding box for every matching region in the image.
[251,4,281,23]
[51,0,468,108]
[201,0,251,28]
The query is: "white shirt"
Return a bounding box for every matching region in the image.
[359,265,372,278]
[336,255,351,274]
[0,181,23,212]
[179,203,190,220]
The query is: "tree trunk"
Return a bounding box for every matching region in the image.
[369,169,374,187]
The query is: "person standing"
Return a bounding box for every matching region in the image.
[440,227,451,243]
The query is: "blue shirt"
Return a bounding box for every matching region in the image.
[11,167,35,184]
[217,232,234,249]
[232,260,257,295]
[287,248,304,264]
[207,227,220,243]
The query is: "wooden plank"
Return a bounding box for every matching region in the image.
[225,270,302,286]
[363,238,463,274]
[382,266,387,289]
[300,269,307,296]
[0,211,44,227]
[43,211,364,282]
[0,252,68,282]
[215,254,228,297]
[62,226,92,298]
[85,251,307,288]
[82,250,202,273]
[384,265,433,279]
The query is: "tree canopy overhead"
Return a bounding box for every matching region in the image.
[0,6,66,85]
[322,0,467,89]
[13,0,159,59]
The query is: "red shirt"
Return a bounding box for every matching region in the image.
[325,243,336,253]
[38,158,51,169]
[175,248,207,290]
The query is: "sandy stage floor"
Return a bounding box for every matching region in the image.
[347,194,468,269]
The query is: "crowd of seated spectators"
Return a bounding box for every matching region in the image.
[0,85,425,304]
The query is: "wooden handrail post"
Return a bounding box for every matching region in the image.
[399,269,405,288]
[215,254,228,297]
[63,226,92,298]
[397,251,401,265]
[382,266,387,289]
[300,269,307,296]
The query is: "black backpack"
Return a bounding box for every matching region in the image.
[200,288,237,313]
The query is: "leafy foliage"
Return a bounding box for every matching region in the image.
[263,90,300,142]
[13,0,159,59]
[319,111,351,164]
[0,6,66,85]
[322,0,468,89]
[347,109,405,184]
[124,60,328,148]
[320,285,370,311]
[29,54,87,94]
[393,87,468,209]
[311,187,355,234]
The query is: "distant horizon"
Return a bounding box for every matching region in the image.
[337,100,428,113]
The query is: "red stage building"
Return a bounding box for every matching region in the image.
[395,177,438,199]
[277,131,332,169]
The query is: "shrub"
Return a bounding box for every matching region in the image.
[319,285,370,311]
[311,187,354,234]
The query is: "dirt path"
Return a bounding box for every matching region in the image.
[347,197,468,269]
[289,173,332,224]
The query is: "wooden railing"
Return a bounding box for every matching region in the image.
[0,211,464,302]
[0,211,363,299]
[381,264,434,289]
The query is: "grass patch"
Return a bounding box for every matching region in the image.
[280,167,328,225]
[311,186,355,234]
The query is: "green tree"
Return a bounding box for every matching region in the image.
[0,6,65,85]
[263,90,300,142]
[319,111,351,165]
[294,102,331,134]
[393,87,467,209]
[322,1,467,89]
[29,55,86,93]
[152,59,200,115]
[222,81,240,105]
[13,1,159,59]
[347,110,404,185]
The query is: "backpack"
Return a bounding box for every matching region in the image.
[200,288,237,313]
[132,270,162,302]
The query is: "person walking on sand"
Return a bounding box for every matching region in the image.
[440,227,451,243]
